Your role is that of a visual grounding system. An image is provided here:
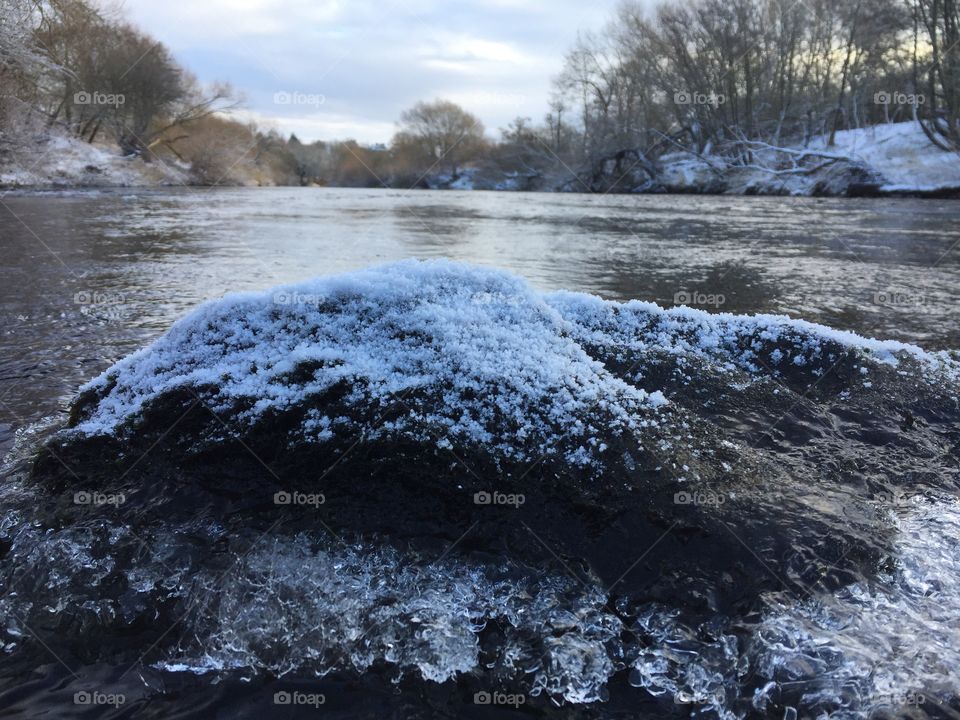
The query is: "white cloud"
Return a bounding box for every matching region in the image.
[120,0,621,143]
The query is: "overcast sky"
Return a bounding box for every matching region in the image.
[119,0,622,144]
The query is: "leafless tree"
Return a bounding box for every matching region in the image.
[393,99,486,178]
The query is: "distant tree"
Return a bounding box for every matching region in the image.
[96,24,184,153]
[393,99,486,178]
[34,2,235,157]
[0,0,49,143]
[494,116,552,176]
[912,0,960,150]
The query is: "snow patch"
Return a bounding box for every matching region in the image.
[0,131,189,188]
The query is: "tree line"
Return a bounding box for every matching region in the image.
[547,0,959,163]
[2,0,958,188]
[1,0,297,184]
[289,0,960,188]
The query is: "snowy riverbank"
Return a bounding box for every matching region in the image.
[0,133,190,188]
[3,121,958,196]
[437,121,960,197]
[654,121,960,197]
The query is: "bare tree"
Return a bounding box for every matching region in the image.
[913,0,960,149]
[393,99,486,178]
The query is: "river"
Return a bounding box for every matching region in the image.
[2,187,959,431]
[1,188,959,719]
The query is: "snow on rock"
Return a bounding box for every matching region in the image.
[546,289,955,373]
[72,260,669,468]
[69,260,956,473]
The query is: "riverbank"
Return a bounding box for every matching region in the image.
[0,132,281,190]
[457,121,960,198]
[2,121,958,197]
[653,121,960,198]
[0,133,190,189]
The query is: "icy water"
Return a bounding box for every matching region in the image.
[1,188,960,719]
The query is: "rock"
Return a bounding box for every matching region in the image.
[10,261,960,706]
[30,262,960,591]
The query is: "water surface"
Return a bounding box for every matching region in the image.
[2,187,958,430]
[2,188,960,719]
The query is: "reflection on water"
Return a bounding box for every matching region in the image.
[1,187,958,428]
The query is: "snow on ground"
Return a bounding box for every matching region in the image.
[808,120,960,192]
[655,121,960,195]
[656,152,723,191]
[0,132,189,188]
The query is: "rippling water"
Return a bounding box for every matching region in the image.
[1,189,959,719]
[2,187,959,430]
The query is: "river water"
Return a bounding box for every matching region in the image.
[2,187,959,432]
[1,188,959,719]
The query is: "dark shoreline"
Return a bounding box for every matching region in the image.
[3,182,960,198]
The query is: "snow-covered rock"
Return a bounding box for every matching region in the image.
[17,260,960,715]
[65,259,955,457]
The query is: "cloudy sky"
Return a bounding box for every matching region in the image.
[120,0,622,144]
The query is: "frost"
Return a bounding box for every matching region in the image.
[71,260,679,469]
[72,260,954,474]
